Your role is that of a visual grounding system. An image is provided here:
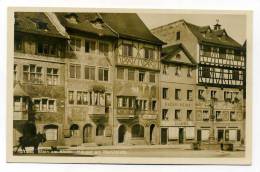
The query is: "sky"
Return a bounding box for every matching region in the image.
[138,13,247,45]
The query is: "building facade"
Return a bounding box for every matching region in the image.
[13,12,163,147]
[160,43,197,145]
[13,12,68,146]
[152,20,246,146]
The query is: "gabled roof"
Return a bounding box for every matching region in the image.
[184,20,242,48]
[56,13,164,45]
[15,12,68,39]
[161,43,197,66]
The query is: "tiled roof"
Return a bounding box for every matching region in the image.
[184,21,242,48]
[55,13,117,38]
[161,43,197,65]
[56,13,164,45]
[15,12,67,39]
[100,13,164,45]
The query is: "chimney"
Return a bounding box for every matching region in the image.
[213,19,221,30]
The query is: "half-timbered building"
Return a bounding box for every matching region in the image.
[152,19,246,146]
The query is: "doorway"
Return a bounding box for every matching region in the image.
[217,129,224,142]
[118,125,126,143]
[197,129,202,142]
[150,124,155,144]
[83,124,92,143]
[179,128,184,144]
[161,128,168,145]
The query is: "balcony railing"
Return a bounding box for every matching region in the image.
[116,55,160,70]
[116,108,136,119]
[88,105,105,115]
[13,111,28,120]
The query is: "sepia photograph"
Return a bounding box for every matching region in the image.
[7,8,252,164]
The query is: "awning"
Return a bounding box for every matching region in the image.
[13,83,29,97]
[117,86,139,97]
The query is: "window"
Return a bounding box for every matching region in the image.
[187,110,192,120]
[139,71,145,82]
[162,64,168,75]
[14,64,17,81]
[128,69,135,81]
[175,65,181,75]
[232,70,240,80]
[69,64,81,79]
[202,67,211,78]
[37,22,48,30]
[96,124,105,136]
[14,96,27,111]
[70,124,79,137]
[203,110,209,121]
[47,68,59,85]
[99,42,109,56]
[70,38,81,51]
[176,53,181,59]
[149,72,156,83]
[117,68,124,80]
[187,90,192,101]
[44,125,58,141]
[84,66,95,80]
[175,89,181,100]
[151,100,157,111]
[15,37,23,51]
[122,44,133,57]
[68,91,74,104]
[33,98,56,112]
[216,111,222,121]
[198,90,205,100]
[23,65,42,83]
[187,67,192,77]
[230,111,236,121]
[98,68,109,81]
[211,90,217,99]
[77,91,83,104]
[175,110,181,120]
[162,88,168,99]
[131,124,144,138]
[37,42,57,56]
[85,40,96,53]
[162,109,168,120]
[136,99,148,110]
[117,96,135,108]
[144,48,154,59]
[176,31,181,40]
[224,91,232,101]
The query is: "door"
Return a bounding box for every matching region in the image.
[197,129,201,142]
[217,129,224,142]
[83,124,92,143]
[161,128,168,145]
[179,128,184,144]
[118,125,126,143]
[150,124,155,144]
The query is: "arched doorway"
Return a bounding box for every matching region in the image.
[150,124,155,144]
[118,125,126,143]
[83,124,92,143]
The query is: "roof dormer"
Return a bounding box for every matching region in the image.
[65,13,79,24]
